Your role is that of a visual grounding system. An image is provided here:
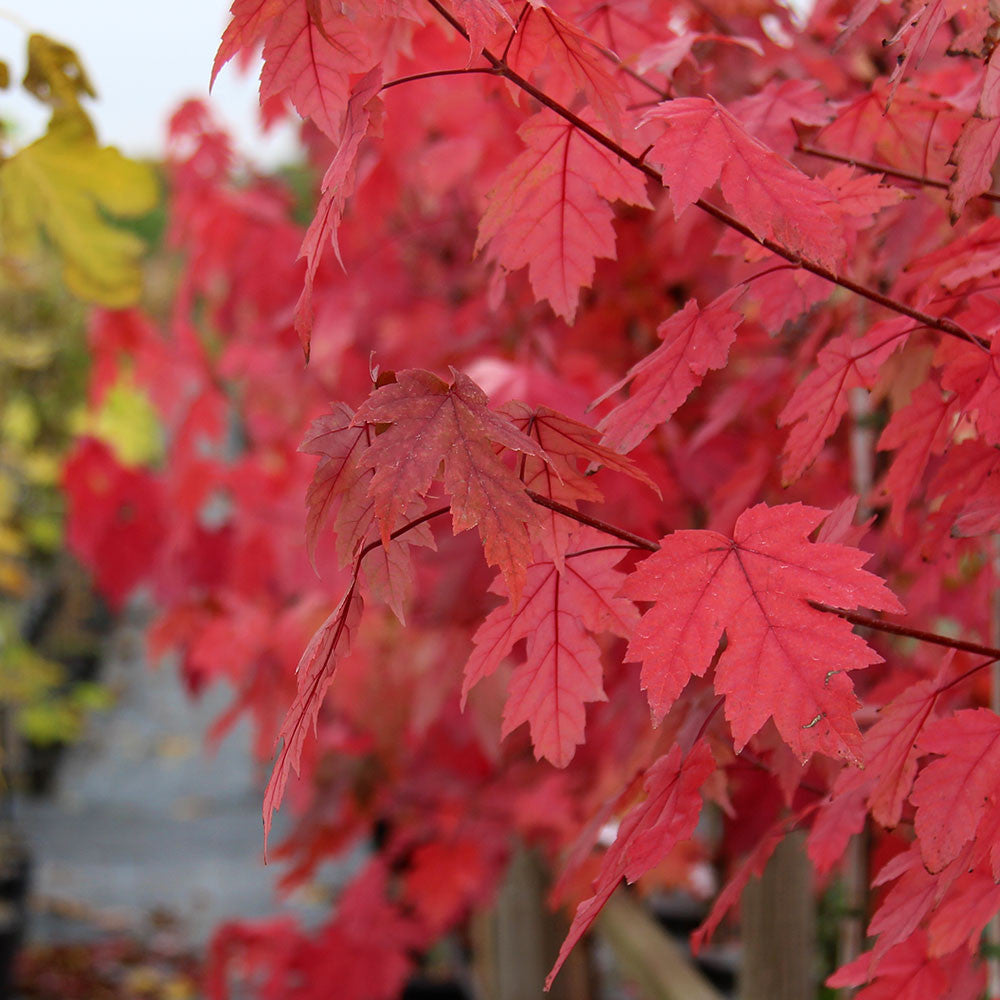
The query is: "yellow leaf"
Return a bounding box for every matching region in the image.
[23,35,95,110]
[0,329,58,369]
[1,395,39,447]
[81,375,163,465]
[0,109,159,306]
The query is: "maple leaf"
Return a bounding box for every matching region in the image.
[451,0,513,62]
[821,167,907,229]
[63,438,166,609]
[938,335,1000,448]
[926,867,1000,956]
[258,0,371,139]
[301,402,374,567]
[463,530,639,766]
[816,83,963,177]
[476,110,650,323]
[877,380,955,532]
[828,932,983,1000]
[641,97,845,270]
[301,402,433,622]
[595,288,745,453]
[778,317,912,483]
[547,739,715,988]
[622,503,904,763]
[883,0,959,102]
[295,67,383,356]
[810,667,942,875]
[865,845,965,959]
[501,401,657,564]
[861,676,941,829]
[353,368,549,601]
[0,109,158,307]
[504,3,627,138]
[910,708,1000,874]
[262,584,363,845]
[730,79,833,157]
[212,0,285,86]
[948,117,1000,219]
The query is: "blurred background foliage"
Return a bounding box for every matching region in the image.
[0,29,162,789]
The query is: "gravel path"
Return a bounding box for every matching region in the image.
[15,607,345,947]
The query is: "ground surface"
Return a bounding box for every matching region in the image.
[16,607,338,949]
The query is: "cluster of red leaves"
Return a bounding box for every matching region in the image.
[60,0,1000,995]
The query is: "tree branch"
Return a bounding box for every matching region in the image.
[525,492,1000,658]
[422,0,986,350]
[796,142,1000,206]
[381,67,499,91]
[525,490,660,550]
[811,602,1000,660]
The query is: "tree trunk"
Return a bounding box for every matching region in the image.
[471,845,590,1000]
[739,830,816,1000]
[598,892,723,1000]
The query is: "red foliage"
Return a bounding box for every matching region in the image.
[61,0,1000,993]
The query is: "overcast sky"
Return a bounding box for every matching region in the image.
[0,1,299,165]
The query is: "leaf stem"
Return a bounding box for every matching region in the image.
[356,506,452,561]
[937,654,999,694]
[795,142,1000,206]
[524,493,1000,658]
[565,543,645,559]
[811,602,1000,660]
[381,67,499,91]
[423,0,986,350]
[525,490,659,550]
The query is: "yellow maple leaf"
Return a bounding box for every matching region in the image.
[0,109,158,306]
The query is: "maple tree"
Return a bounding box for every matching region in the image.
[51,0,1000,994]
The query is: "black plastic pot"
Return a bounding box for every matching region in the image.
[0,826,31,997]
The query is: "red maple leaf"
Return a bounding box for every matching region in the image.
[353,368,549,602]
[301,402,433,622]
[622,503,904,763]
[258,0,371,139]
[595,287,745,453]
[501,401,657,564]
[547,739,715,988]
[877,380,956,532]
[860,676,941,829]
[730,79,833,157]
[828,932,983,1000]
[642,97,846,269]
[910,708,1000,874]
[295,67,383,355]
[503,3,628,138]
[212,0,285,87]
[938,334,1000,448]
[63,438,166,609]
[477,110,650,322]
[778,317,911,483]
[949,49,1000,218]
[883,0,959,101]
[301,402,373,567]
[262,585,363,845]
[463,529,639,766]
[451,0,512,62]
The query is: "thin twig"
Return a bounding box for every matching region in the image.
[381,67,499,91]
[525,490,660,550]
[811,602,1000,659]
[422,0,987,351]
[796,142,1000,205]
